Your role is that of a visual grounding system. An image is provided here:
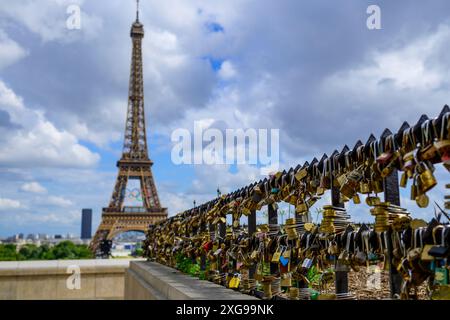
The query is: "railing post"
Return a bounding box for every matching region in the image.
[268,204,278,274]
[383,169,402,298]
[232,213,239,271]
[208,221,217,277]
[331,168,349,294]
[248,209,257,279]
[200,216,206,271]
[218,221,226,241]
[209,222,215,241]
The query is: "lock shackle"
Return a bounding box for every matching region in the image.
[355,145,364,163]
[421,120,433,146]
[369,140,378,159]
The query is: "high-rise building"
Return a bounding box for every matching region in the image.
[81,208,92,239]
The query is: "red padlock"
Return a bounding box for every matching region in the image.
[202,241,212,252]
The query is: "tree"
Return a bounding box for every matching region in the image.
[133,248,143,257]
[18,244,41,260]
[0,241,93,261]
[51,241,79,259]
[0,244,18,261]
[73,244,93,259]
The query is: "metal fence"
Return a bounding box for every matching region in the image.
[144,105,450,300]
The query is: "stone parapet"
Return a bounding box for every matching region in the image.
[125,261,258,300]
[0,259,141,300]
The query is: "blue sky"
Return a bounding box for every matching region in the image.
[0,0,449,237]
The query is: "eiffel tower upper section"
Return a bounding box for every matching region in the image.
[103,2,166,214]
[122,6,148,163]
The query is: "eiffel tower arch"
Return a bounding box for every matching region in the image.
[90,2,167,255]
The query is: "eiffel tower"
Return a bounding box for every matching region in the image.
[90,1,167,255]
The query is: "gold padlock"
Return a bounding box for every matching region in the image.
[288,195,298,206]
[418,162,437,193]
[352,194,361,204]
[416,193,429,208]
[316,186,325,196]
[399,171,408,188]
[295,202,308,214]
[360,180,371,194]
[366,195,380,206]
[336,173,347,187]
[372,179,384,194]
[340,179,356,198]
[295,168,308,181]
[340,194,350,203]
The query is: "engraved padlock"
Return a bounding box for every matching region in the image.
[360,180,371,194]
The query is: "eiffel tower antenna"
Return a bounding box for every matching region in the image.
[90,5,167,256]
[136,0,140,22]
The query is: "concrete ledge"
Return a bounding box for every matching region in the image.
[0,259,132,276]
[0,259,143,300]
[125,261,258,300]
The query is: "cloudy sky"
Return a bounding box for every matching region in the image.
[0,0,448,238]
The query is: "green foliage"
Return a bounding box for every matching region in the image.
[0,244,18,261]
[175,253,209,280]
[198,270,207,280]
[175,253,193,273]
[307,265,322,287]
[0,241,93,261]
[188,263,200,276]
[50,241,93,260]
[133,248,144,257]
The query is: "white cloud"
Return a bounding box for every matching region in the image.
[0,0,103,43]
[68,98,124,148]
[20,182,47,194]
[0,29,28,70]
[0,197,22,209]
[323,29,446,92]
[2,209,79,225]
[46,196,73,208]
[159,192,192,217]
[34,210,79,224]
[0,80,100,168]
[321,24,450,113]
[219,60,237,79]
[1,0,449,235]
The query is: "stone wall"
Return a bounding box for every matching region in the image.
[125,261,258,300]
[0,259,141,300]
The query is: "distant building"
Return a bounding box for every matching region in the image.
[81,208,92,239]
[26,233,38,240]
[38,233,49,240]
